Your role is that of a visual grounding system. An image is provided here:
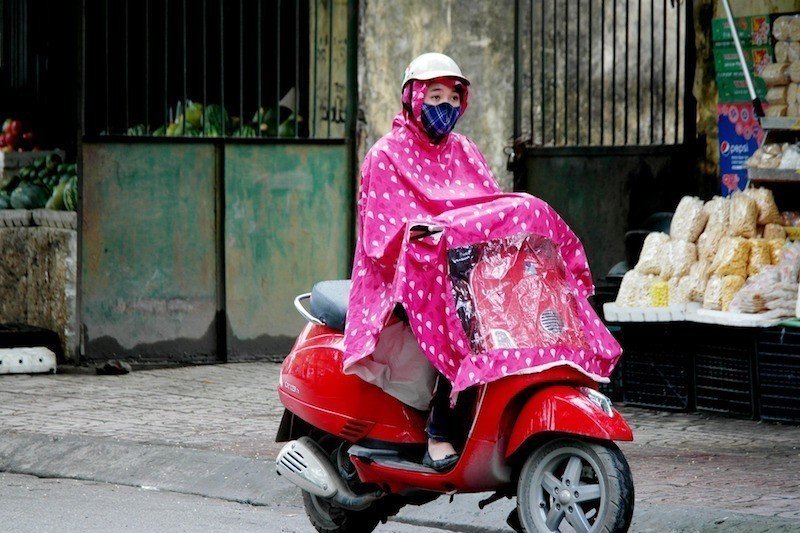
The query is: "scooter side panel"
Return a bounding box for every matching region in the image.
[505,385,634,458]
[278,323,428,444]
[350,437,511,494]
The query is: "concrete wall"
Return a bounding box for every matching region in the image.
[0,227,78,360]
[358,0,515,191]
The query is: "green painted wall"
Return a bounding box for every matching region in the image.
[81,143,219,361]
[224,143,351,357]
[81,141,352,362]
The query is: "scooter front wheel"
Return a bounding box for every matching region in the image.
[516,438,634,533]
[302,490,380,533]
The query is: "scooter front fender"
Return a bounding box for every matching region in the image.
[505,385,633,458]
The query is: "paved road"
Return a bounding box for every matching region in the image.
[0,472,441,533]
[1,363,800,531]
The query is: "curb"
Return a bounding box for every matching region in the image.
[0,430,295,507]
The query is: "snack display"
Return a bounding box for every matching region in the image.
[748,239,772,276]
[728,194,758,238]
[764,223,786,240]
[668,240,698,278]
[743,187,781,225]
[634,232,670,276]
[721,275,747,311]
[776,42,800,63]
[611,195,797,323]
[747,143,785,169]
[616,271,656,308]
[670,196,708,242]
[760,63,791,86]
[703,276,725,310]
[769,238,786,264]
[649,281,669,307]
[773,15,800,42]
[711,236,751,277]
[766,86,788,104]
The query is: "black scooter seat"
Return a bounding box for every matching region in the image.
[310,280,351,331]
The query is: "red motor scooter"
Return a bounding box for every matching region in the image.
[276,279,634,533]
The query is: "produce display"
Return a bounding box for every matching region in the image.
[0,118,38,153]
[758,15,800,116]
[0,154,78,211]
[125,100,302,138]
[615,191,799,319]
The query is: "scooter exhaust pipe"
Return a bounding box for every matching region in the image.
[276,436,383,511]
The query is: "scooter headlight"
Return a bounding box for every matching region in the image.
[580,387,614,417]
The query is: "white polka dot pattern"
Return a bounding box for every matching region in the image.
[342,80,621,395]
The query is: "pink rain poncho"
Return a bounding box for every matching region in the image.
[343,80,621,395]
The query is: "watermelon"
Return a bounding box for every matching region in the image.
[45,181,67,210]
[10,182,49,209]
[63,177,78,211]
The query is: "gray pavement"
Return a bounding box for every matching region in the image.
[1,362,799,532]
[0,472,441,533]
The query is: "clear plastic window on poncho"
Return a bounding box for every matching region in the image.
[448,233,589,353]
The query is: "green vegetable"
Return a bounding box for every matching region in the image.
[278,113,303,138]
[184,101,203,129]
[127,124,147,136]
[0,191,11,209]
[0,172,20,192]
[63,177,78,211]
[45,181,67,210]
[153,125,167,136]
[233,124,257,138]
[10,182,50,209]
[203,104,230,136]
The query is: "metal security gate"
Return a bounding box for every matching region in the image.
[514,0,696,279]
[79,0,358,364]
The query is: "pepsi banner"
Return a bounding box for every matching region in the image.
[717,103,765,195]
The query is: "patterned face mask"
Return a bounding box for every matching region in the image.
[421,102,461,140]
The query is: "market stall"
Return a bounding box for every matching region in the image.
[602,9,800,424]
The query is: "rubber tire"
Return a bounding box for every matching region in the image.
[302,490,381,533]
[516,438,634,533]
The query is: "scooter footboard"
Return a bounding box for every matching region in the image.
[505,385,633,458]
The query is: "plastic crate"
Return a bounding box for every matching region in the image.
[693,325,757,420]
[757,327,800,424]
[598,325,624,402]
[618,324,693,411]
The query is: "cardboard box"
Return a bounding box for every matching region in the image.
[712,15,771,46]
[713,46,773,75]
[716,71,768,103]
[717,103,765,195]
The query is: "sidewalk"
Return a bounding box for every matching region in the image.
[1,362,799,532]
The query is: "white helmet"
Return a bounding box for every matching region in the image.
[401,53,470,90]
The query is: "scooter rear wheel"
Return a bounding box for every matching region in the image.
[302,490,380,533]
[516,438,634,533]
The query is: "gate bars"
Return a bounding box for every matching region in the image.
[516,0,695,148]
[83,0,348,140]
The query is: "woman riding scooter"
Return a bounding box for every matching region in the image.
[342,53,622,470]
[276,53,633,533]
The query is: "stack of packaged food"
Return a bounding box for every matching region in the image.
[760,15,800,117]
[615,191,799,320]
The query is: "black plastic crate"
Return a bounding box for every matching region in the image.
[598,325,624,402]
[757,327,800,424]
[693,326,757,420]
[619,324,693,411]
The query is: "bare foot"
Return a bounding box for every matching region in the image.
[428,438,457,461]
